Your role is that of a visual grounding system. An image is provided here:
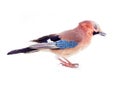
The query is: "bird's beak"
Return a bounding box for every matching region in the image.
[99,31,106,36]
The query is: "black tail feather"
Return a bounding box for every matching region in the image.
[7,47,37,55]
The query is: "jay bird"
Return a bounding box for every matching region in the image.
[7,20,106,68]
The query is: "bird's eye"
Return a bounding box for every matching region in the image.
[94,24,97,30]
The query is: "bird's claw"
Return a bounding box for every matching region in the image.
[60,62,79,68]
[58,57,79,68]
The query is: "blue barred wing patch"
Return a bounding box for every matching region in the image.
[56,40,78,49]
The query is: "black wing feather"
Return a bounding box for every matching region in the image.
[32,34,61,43]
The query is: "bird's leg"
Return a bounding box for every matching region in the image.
[57,56,79,68]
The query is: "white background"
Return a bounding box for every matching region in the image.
[0,0,120,89]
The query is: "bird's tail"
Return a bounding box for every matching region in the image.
[7,47,37,55]
[7,42,58,55]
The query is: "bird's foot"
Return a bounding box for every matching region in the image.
[58,57,79,68]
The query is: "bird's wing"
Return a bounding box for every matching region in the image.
[32,34,61,43]
[32,29,82,43]
[31,31,81,50]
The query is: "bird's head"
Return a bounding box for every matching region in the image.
[79,20,106,36]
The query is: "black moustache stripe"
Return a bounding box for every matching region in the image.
[93,31,99,35]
